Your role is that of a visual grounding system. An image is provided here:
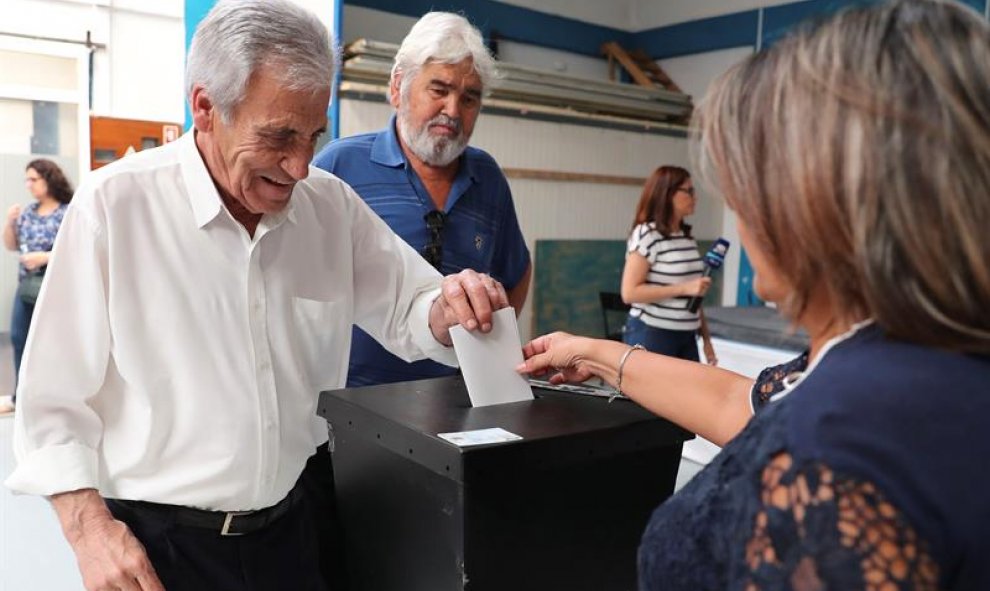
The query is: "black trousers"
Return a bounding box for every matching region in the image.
[106,446,346,591]
[299,443,350,590]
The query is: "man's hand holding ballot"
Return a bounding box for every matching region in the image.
[430,270,510,346]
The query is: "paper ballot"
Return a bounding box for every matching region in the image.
[449,307,534,407]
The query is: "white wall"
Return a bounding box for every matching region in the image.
[0,0,185,124]
[657,46,753,104]
[496,41,609,79]
[342,4,418,44]
[103,8,184,122]
[338,98,705,339]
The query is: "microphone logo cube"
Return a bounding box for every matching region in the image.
[704,238,731,269]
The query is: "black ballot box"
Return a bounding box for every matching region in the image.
[316,375,693,591]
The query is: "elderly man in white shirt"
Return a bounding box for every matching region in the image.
[4,2,509,590]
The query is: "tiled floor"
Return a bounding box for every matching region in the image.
[0,337,11,406]
[0,334,86,591]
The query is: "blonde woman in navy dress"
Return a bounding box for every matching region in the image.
[518,0,990,586]
[621,166,716,365]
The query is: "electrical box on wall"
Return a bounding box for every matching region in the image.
[89,116,181,170]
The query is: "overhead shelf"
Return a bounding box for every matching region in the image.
[342,39,694,127]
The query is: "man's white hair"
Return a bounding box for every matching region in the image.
[185,0,336,123]
[391,12,498,96]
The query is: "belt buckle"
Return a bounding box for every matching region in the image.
[220,511,253,536]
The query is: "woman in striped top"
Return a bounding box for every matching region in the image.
[620,166,716,365]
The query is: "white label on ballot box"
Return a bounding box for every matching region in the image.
[438,427,523,446]
[449,306,535,407]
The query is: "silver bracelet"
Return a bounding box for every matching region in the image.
[610,344,645,403]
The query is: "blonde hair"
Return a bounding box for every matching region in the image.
[696,0,990,354]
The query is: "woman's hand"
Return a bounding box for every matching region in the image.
[516,332,597,384]
[680,276,712,297]
[6,204,21,227]
[20,251,49,271]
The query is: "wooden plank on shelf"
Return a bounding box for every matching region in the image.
[501,167,644,187]
[600,41,655,88]
[630,49,684,94]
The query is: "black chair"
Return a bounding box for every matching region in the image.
[599,291,631,341]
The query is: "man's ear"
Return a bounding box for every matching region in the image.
[190,85,216,132]
[388,73,402,109]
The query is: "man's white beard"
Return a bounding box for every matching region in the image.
[398,108,469,167]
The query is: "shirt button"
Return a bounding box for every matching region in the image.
[259,361,271,372]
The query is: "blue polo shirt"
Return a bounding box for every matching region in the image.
[313,116,530,387]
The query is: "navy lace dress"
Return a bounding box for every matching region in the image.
[639,324,990,590]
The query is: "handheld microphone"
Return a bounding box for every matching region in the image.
[687,238,731,313]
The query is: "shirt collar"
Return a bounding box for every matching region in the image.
[370,115,407,168]
[178,130,297,229]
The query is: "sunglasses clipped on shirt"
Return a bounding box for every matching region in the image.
[423,210,446,271]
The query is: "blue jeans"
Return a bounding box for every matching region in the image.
[622,316,700,362]
[10,293,35,402]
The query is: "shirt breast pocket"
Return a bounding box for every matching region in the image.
[450,223,494,273]
[291,297,347,391]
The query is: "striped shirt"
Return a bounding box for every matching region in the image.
[627,222,703,331]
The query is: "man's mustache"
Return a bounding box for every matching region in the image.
[427,114,462,135]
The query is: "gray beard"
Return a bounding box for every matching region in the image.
[397,110,469,167]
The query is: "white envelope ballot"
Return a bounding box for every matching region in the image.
[449,307,534,407]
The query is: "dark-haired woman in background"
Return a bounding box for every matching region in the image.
[621,166,716,365]
[1,159,72,413]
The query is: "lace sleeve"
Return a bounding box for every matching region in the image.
[751,352,809,412]
[744,452,941,591]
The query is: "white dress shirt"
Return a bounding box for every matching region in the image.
[5,132,457,511]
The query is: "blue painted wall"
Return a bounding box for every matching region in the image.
[635,12,760,59]
[183,0,215,130]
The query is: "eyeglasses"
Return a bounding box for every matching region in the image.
[423,210,446,271]
[677,186,696,197]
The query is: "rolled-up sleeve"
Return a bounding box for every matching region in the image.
[6,189,112,497]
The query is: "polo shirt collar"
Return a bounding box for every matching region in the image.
[370,115,407,168]
[179,130,297,229]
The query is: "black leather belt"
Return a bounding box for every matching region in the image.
[111,486,302,537]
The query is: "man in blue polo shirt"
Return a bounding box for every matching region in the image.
[314,11,532,387]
